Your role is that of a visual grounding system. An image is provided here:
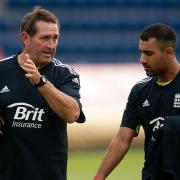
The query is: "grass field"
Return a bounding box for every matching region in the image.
[68,147,144,180]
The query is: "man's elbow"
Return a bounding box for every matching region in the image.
[65,109,80,124]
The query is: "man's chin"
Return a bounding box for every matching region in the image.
[41,55,52,62]
[36,57,51,66]
[146,71,153,77]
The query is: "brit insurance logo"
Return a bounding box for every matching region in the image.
[7,102,45,129]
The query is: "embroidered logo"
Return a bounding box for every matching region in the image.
[142,99,150,107]
[72,77,79,84]
[173,93,180,108]
[149,117,164,141]
[0,86,10,93]
[150,117,164,132]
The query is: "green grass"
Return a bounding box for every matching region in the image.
[68,147,144,180]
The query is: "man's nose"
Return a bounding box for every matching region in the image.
[140,54,147,64]
[46,39,56,49]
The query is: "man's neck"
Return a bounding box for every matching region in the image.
[157,63,180,83]
[17,52,26,67]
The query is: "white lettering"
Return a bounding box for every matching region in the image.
[13,107,45,122]
[8,103,45,128]
[32,108,38,120]
[25,110,34,120]
[37,109,45,121]
[12,121,42,128]
[14,107,27,120]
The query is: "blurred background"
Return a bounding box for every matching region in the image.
[0,0,180,179]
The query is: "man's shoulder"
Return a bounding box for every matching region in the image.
[51,58,79,76]
[132,76,153,92]
[0,55,15,65]
[135,76,153,86]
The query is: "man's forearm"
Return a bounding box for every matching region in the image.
[94,127,135,180]
[38,80,80,123]
[94,140,129,179]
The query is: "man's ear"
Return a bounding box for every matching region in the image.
[21,31,30,47]
[165,47,174,57]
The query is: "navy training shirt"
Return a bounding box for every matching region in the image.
[121,73,180,179]
[0,54,85,180]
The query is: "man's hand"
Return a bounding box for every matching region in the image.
[21,54,41,85]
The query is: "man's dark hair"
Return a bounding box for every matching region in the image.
[20,6,59,36]
[140,23,177,50]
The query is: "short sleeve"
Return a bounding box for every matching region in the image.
[121,85,141,135]
[56,67,85,123]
